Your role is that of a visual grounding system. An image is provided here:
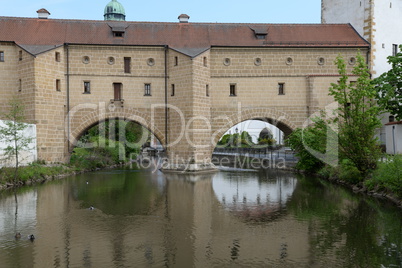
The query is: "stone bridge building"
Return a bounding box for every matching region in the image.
[0,2,369,171]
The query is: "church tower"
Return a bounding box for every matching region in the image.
[104,0,126,21]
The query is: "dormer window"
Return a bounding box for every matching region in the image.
[250,27,268,40]
[109,24,127,38]
[113,30,125,37]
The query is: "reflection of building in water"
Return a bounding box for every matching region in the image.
[213,171,297,221]
[0,190,38,267]
[0,170,311,267]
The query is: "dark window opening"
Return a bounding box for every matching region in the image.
[230,84,236,96]
[0,51,4,62]
[56,79,61,91]
[278,83,285,95]
[171,84,175,96]
[19,50,22,61]
[124,57,131,73]
[19,79,22,92]
[84,81,91,94]
[144,83,151,96]
[206,84,209,97]
[113,32,124,37]
[393,44,398,56]
[174,56,178,66]
[113,83,122,101]
[55,52,61,62]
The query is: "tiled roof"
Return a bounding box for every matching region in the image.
[0,17,369,57]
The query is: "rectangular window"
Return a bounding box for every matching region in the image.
[0,51,4,62]
[113,83,122,100]
[55,52,61,62]
[113,32,124,37]
[393,44,398,56]
[174,56,178,66]
[144,83,151,96]
[206,84,209,97]
[124,57,131,73]
[56,79,61,91]
[19,79,22,92]
[278,83,285,95]
[230,84,236,96]
[84,81,91,94]
[171,84,175,96]
[19,50,22,61]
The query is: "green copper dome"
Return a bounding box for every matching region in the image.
[104,0,126,21]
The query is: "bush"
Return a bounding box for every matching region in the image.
[366,155,402,197]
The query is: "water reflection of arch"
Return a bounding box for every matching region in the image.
[212,169,298,222]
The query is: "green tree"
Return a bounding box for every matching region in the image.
[287,118,328,172]
[0,97,34,183]
[329,52,381,175]
[373,44,402,120]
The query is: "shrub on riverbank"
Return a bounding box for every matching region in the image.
[0,161,69,185]
[365,155,402,198]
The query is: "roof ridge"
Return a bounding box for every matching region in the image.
[0,16,353,27]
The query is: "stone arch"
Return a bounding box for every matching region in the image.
[68,107,165,150]
[212,107,296,147]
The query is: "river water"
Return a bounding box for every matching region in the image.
[0,164,401,268]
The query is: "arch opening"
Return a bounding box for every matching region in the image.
[70,118,164,165]
[214,119,293,150]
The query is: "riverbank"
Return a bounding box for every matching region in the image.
[212,153,402,208]
[2,154,401,209]
[0,161,129,191]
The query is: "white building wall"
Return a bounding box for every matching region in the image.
[385,124,402,154]
[321,0,366,36]
[0,120,37,167]
[322,0,402,147]
[322,0,402,78]
[372,1,402,78]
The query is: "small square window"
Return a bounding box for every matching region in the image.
[144,83,151,96]
[171,84,175,96]
[84,81,90,94]
[278,83,285,95]
[55,52,61,62]
[0,51,4,62]
[56,79,61,91]
[230,84,236,96]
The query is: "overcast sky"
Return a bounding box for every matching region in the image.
[2,0,322,23]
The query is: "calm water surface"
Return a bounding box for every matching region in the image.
[0,165,401,268]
